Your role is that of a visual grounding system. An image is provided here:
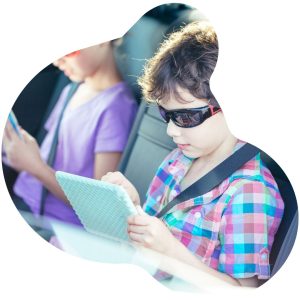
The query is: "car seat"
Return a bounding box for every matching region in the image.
[260,152,298,279]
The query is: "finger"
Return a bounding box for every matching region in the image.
[127,215,149,226]
[2,136,8,153]
[114,171,125,178]
[136,205,147,215]
[103,177,123,185]
[101,173,112,181]
[100,173,108,181]
[6,121,19,142]
[110,171,125,181]
[128,224,147,234]
[127,215,134,224]
[20,129,33,142]
[2,129,9,144]
[101,172,120,182]
[4,121,13,140]
[4,129,10,142]
[128,232,145,243]
[112,171,128,183]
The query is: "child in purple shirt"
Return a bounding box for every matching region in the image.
[3,42,137,225]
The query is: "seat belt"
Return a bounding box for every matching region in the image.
[39,82,79,215]
[156,143,260,218]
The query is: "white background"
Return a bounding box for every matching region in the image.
[0,0,299,299]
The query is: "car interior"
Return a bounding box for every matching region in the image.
[1,3,297,285]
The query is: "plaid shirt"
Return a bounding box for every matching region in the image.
[143,140,284,279]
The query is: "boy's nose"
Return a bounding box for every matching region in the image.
[166,120,181,138]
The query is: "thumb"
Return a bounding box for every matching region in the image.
[136,205,146,216]
[20,128,32,142]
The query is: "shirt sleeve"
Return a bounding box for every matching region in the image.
[93,99,136,153]
[218,180,284,279]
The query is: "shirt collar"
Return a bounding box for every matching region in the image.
[166,139,263,211]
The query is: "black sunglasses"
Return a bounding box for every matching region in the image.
[158,104,222,128]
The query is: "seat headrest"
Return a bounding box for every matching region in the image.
[114,16,168,100]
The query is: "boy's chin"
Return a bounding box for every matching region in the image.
[68,75,83,83]
[180,149,200,159]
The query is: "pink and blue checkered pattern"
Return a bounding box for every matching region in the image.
[143,140,284,279]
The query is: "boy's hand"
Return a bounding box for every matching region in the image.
[3,122,44,174]
[127,206,176,254]
[101,171,141,206]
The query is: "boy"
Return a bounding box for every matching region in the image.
[102,21,284,287]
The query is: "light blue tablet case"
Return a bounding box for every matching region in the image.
[55,171,138,242]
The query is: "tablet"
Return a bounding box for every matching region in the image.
[55,171,138,242]
[8,111,23,139]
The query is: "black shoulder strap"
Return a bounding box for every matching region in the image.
[39,82,79,215]
[156,143,260,218]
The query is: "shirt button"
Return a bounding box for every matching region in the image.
[194,212,201,219]
[261,253,268,261]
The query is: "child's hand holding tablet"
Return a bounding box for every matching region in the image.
[3,112,44,174]
[101,171,141,206]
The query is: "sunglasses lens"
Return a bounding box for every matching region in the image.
[157,105,217,128]
[158,106,169,123]
[173,111,203,128]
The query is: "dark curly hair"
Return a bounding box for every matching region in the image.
[138,21,219,107]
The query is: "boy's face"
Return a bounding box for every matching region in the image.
[160,87,229,159]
